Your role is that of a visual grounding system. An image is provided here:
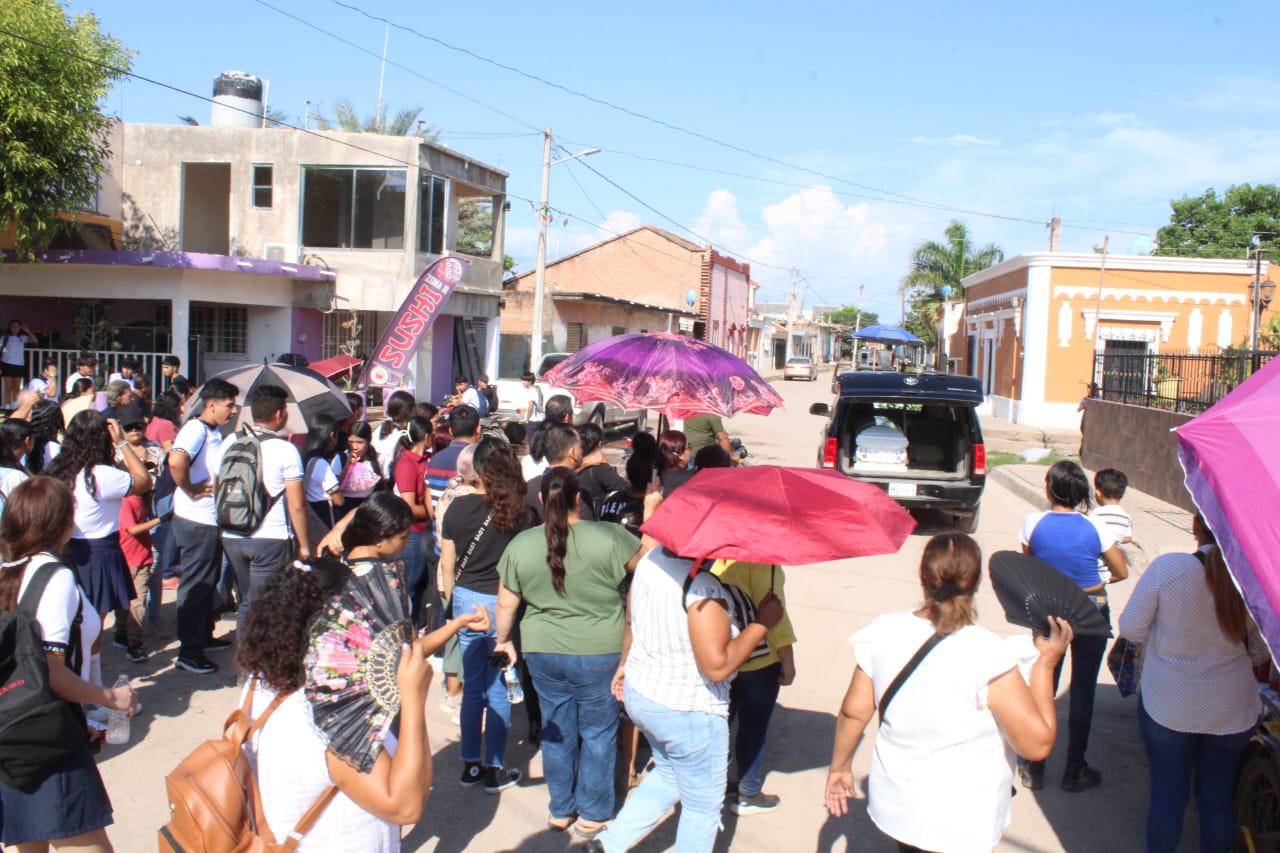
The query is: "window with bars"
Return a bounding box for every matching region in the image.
[611,326,626,338]
[566,322,587,353]
[323,310,380,359]
[190,305,247,355]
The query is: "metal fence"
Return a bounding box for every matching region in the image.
[22,348,171,401]
[1091,349,1278,414]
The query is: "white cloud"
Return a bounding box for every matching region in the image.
[1187,76,1280,112]
[908,134,1000,146]
[597,210,643,237]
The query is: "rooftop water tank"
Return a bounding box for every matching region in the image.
[210,71,263,128]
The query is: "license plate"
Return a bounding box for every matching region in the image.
[887,482,916,498]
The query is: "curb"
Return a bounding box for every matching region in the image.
[989,465,1047,511]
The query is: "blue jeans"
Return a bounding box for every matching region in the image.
[400,531,427,623]
[599,686,728,853]
[526,652,620,822]
[1139,699,1252,853]
[729,662,781,797]
[453,586,510,766]
[1052,602,1111,768]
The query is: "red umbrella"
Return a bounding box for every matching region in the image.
[641,465,916,566]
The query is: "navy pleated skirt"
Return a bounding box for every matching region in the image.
[69,533,135,614]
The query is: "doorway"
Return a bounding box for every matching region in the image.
[181,163,231,254]
[982,337,996,394]
[773,339,786,369]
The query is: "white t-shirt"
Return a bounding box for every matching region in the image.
[107,372,138,389]
[43,441,61,468]
[244,684,399,852]
[172,419,226,526]
[514,384,543,421]
[71,464,134,539]
[521,454,549,482]
[1089,504,1133,582]
[851,611,1018,853]
[1,333,26,366]
[370,425,405,480]
[624,549,737,717]
[0,466,30,510]
[17,553,100,680]
[65,371,94,395]
[222,430,304,541]
[28,376,52,396]
[304,456,340,502]
[460,387,483,411]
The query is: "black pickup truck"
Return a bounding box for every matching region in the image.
[810,371,987,532]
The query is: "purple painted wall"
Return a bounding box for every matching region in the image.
[430,315,454,405]
[291,307,324,363]
[5,296,75,345]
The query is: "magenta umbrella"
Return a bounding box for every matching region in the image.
[540,332,784,419]
[1177,355,1280,659]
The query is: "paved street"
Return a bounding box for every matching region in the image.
[96,373,1194,851]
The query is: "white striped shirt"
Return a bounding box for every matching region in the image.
[1118,550,1268,735]
[625,549,738,717]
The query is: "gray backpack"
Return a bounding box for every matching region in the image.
[215,428,281,535]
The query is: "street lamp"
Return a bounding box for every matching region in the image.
[531,130,601,372]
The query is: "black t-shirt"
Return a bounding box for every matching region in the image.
[442,493,531,595]
[660,467,695,496]
[527,468,597,524]
[598,488,644,535]
[577,463,628,515]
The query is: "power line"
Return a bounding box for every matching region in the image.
[252,0,540,133]
[321,0,1167,239]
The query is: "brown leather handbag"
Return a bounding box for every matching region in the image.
[157,680,337,852]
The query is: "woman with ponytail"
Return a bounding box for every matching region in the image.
[372,390,415,478]
[825,534,1071,853]
[1119,515,1268,853]
[391,415,433,622]
[493,466,648,837]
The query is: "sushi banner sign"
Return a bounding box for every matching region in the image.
[359,256,471,389]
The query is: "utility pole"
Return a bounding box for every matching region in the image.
[1250,242,1266,353]
[785,268,799,361]
[855,284,865,333]
[374,24,389,131]
[531,128,554,372]
[1047,217,1062,252]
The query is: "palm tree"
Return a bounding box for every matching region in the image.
[901,219,1005,298]
[312,98,440,139]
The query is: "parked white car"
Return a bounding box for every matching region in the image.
[783,356,818,381]
[494,353,648,431]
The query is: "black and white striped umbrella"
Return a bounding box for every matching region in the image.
[188,363,352,435]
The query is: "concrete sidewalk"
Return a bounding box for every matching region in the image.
[990,463,1196,557]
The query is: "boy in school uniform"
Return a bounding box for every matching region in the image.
[1090,468,1134,582]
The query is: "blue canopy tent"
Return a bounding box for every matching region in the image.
[849,324,923,344]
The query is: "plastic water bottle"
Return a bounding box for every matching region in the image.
[105,675,131,745]
[503,666,524,705]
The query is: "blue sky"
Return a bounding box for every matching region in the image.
[72,0,1280,319]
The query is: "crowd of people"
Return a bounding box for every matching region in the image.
[0,339,1269,852]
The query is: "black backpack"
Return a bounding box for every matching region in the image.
[0,557,88,792]
[215,427,283,535]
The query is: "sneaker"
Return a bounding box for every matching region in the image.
[1061,763,1102,793]
[1018,759,1045,790]
[484,765,521,794]
[176,655,218,675]
[125,646,148,664]
[112,637,128,650]
[204,636,233,652]
[459,761,484,787]
[728,791,781,815]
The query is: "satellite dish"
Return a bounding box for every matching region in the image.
[1129,235,1153,255]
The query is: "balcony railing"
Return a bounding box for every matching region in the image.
[22,348,172,401]
[1091,349,1277,414]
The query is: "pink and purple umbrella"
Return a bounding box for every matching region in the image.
[540,332,784,420]
[1177,356,1280,658]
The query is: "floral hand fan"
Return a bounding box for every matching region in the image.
[304,557,412,772]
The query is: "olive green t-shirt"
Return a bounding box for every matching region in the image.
[683,414,725,455]
[498,521,639,655]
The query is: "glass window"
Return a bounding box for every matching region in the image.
[418,175,447,254]
[455,196,494,257]
[302,167,407,249]
[252,164,273,208]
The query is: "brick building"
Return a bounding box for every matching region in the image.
[498,225,752,376]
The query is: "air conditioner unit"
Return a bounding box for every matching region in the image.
[262,242,299,262]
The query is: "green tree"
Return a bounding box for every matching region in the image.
[1155,184,1280,259]
[313,97,439,138]
[0,0,133,258]
[826,306,879,328]
[900,220,1004,346]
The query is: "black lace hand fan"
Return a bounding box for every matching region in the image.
[304,557,412,772]
[989,551,1112,639]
